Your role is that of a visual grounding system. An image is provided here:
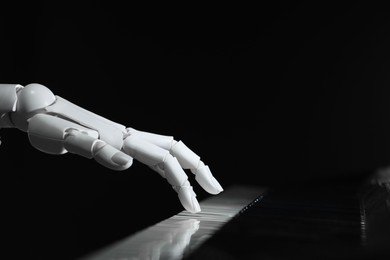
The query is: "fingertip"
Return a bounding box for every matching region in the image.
[210,178,224,194]
[178,185,201,213]
[195,165,223,194]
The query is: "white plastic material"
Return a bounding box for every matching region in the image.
[0,82,223,213]
[122,134,169,167]
[0,84,21,115]
[194,162,223,195]
[123,134,201,212]
[163,155,189,187]
[28,113,98,154]
[12,83,56,131]
[171,141,200,169]
[126,127,174,150]
[46,96,126,150]
[0,84,22,128]
[164,155,201,213]
[170,140,223,194]
[93,141,133,171]
[64,129,99,159]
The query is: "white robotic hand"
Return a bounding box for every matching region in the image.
[0,83,223,213]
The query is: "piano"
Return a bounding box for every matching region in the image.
[77,168,390,260]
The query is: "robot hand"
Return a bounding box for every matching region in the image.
[0,83,223,213]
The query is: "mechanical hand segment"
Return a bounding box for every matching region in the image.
[0,83,223,213]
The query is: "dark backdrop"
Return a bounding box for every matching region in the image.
[1,1,390,259]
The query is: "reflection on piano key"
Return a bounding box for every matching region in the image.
[78,185,266,260]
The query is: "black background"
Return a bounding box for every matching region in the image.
[1,1,390,259]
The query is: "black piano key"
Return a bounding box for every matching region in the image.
[185,179,390,260]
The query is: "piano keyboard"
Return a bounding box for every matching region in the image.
[78,185,267,260]
[77,170,390,260]
[186,175,390,260]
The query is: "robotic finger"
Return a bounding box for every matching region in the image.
[170,141,223,195]
[127,128,223,195]
[123,134,201,213]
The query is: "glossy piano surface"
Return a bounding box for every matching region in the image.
[76,169,390,260]
[186,171,390,260]
[78,185,265,260]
